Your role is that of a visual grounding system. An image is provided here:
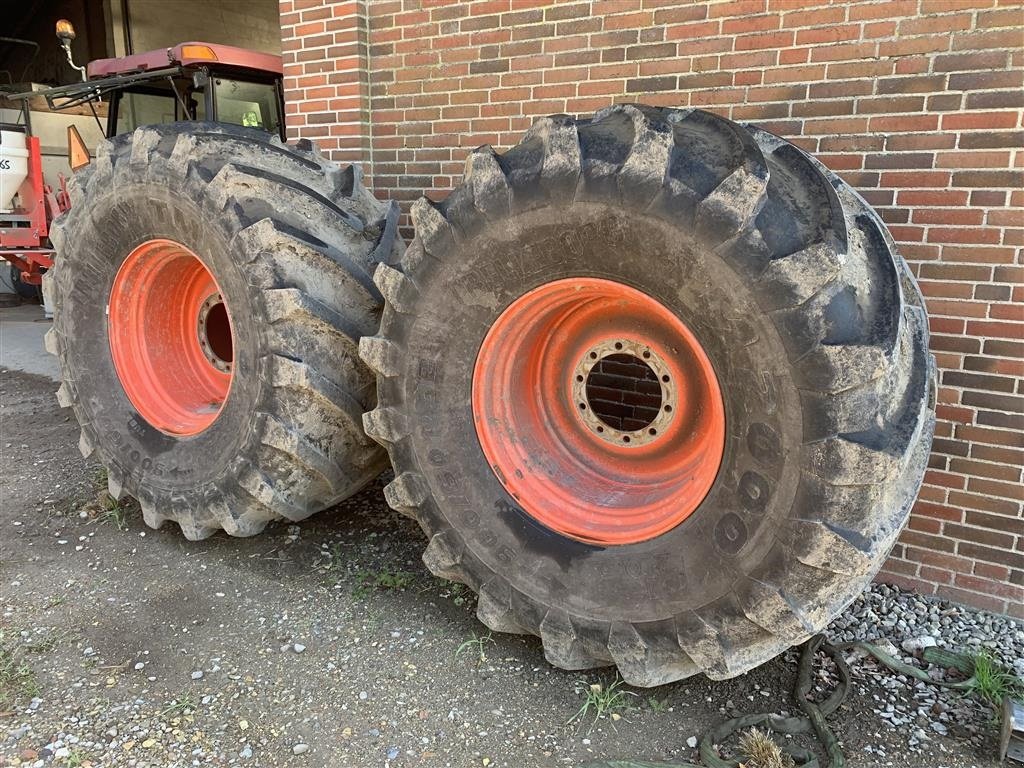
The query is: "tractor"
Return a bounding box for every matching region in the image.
[35,23,934,687]
[1,22,285,300]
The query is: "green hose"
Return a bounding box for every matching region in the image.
[584,635,982,768]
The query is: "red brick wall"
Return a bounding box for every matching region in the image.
[280,0,370,159]
[280,0,1024,617]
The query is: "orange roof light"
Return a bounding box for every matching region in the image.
[55,19,76,41]
[180,45,218,62]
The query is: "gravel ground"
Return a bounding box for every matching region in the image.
[1,367,1020,768]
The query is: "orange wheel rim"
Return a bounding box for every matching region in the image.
[472,278,725,546]
[108,238,234,436]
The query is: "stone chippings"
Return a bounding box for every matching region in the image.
[815,582,1024,756]
[2,577,1020,766]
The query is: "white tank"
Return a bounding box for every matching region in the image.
[1,129,30,214]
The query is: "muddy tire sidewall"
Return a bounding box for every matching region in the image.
[394,202,803,622]
[56,182,263,492]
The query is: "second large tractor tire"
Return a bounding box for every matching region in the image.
[362,105,935,686]
[47,122,400,539]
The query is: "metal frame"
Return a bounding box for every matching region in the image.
[4,67,186,111]
[105,75,199,136]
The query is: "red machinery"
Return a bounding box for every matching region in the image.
[0,132,68,288]
[1,24,284,293]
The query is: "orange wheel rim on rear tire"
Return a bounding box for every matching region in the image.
[472,278,725,546]
[108,238,234,436]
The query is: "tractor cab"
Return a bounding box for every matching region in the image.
[88,43,285,140]
[4,34,285,146]
[1,23,285,297]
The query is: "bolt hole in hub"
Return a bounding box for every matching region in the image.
[472,278,725,545]
[107,239,234,436]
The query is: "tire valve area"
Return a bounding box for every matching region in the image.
[571,338,676,448]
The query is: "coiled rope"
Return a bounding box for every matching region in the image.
[585,634,984,768]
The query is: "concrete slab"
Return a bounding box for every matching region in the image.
[0,304,59,381]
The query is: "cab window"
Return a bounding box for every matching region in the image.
[213,78,280,134]
[112,83,206,136]
[114,91,176,134]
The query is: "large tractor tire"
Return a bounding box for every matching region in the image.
[362,105,935,686]
[46,122,400,539]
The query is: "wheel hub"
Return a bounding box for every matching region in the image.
[472,277,726,546]
[571,338,676,448]
[197,292,233,373]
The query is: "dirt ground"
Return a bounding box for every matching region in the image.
[0,367,1009,767]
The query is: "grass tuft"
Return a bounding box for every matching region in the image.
[455,631,495,665]
[968,649,1024,709]
[160,692,197,718]
[567,675,633,730]
[0,630,40,711]
[351,569,414,598]
[97,495,128,530]
[646,696,669,713]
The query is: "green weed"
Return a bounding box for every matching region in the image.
[322,542,346,571]
[65,748,89,767]
[160,692,197,718]
[22,630,63,654]
[646,696,669,712]
[567,675,633,729]
[968,649,1024,708]
[448,583,470,606]
[352,569,414,598]
[97,496,128,530]
[375,570,413,589]
[456,631,495,665]
[0,630,40,710]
